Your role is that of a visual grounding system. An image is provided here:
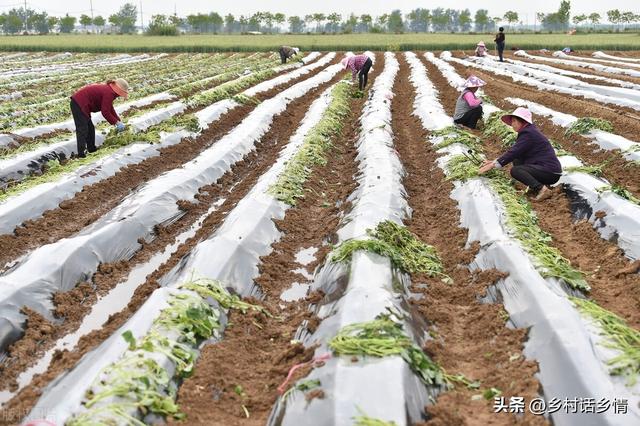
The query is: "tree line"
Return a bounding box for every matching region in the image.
[1,1,638,35]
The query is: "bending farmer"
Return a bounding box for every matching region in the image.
[453,76,485,130]
[494,27,506,62]
[341,54,373,91]
[278,46,300,64]
[70,79,128,158]
[478,107,562,201]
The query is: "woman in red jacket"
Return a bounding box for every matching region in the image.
[70,78,129,158]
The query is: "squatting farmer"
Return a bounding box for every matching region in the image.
[453,76,486,130]
[478,107,562,201]
[278,46,300,64]
[70,79,128,158]
[341,53,373,91]
[475,41,487,57]
[494,27,506,62]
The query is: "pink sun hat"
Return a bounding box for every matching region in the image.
[340,57,349,69]
[501,107,533,125]
[477,41,486,47]
[463,75,486,88]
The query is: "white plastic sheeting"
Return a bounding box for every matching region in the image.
[592,51,640,63]
[0,60,342,356]
[410,52,640,426]
[514,50,640,78]
[269,53,432,426]
[552,51,640,69]
[25,80,339,426]
[461,54,640,109]
[0,53,331,237]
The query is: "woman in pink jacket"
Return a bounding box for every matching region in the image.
[341,53,373,90]
[453,75,485,129]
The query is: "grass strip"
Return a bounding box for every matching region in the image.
[269,81,351,205]
[331,220,449,280]
[565,117,614,137]
[68,279,266,424]
[571,297,640,386]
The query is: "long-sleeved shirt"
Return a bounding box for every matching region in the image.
[495,32,505,44]
[71,83,120,125]
[279,46,296,59]
[497,123,562,173]
[453,89,482,120]
[475,46,487,56]
[346,54,368,80]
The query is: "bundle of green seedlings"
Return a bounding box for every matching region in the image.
[597,184,640,205]
[353,408,397,426]
[564,163,606,177]
[565,117,614,137]
[571,297,640,386]
[269,81,351,205]
[68,279,266,424]
[444,150,590,291]
[483,110,517,147]
[328,313,478,389]
[433,126,482,151]
[331,220,449,280]
[0,114,200,202]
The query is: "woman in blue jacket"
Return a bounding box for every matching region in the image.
[478,107,562,201]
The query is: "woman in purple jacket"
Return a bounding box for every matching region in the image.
[478,107,562,201]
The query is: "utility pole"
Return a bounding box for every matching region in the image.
[90,0,94,20]
[139,0,144,30]
[23,0,27,32]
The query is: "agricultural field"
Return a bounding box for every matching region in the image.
[0,47,639,426]
[1,33,640,53]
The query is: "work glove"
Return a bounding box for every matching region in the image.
[115,121,126,133]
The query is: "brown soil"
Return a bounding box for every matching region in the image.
[0,56,346,422]
[0,56,338,269]
[447,56,640,138]
[395,54,546,425]
[167,55,382,426]
[446,60,640,330]
[502,51,640,87]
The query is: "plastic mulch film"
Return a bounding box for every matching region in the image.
[268,53,435,426]
[0,61,342,356]
[409,52,640,426]
[25,78,340,426]
[516,50,640,78]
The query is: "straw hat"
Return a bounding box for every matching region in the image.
[463,75,486,88]
[501,107,533,125]
[477,41,486,47]
[108,78,129,99]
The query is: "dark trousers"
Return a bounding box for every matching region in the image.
[510,160,560,192]
[454,105,483,129]
[70,99,95,158]
[358,57,373,90]
[279,49,288,64]
[497,42,505,62]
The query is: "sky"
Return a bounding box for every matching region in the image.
[4,0,639,24]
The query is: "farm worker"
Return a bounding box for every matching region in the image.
[278,46,300,64]
[341,53,373,91]
[494,27,506,62]
[478,107,562,201]
[562,47,573,53]
[453,76,485,130]
[70,79,128,158]
[475,41,487,57]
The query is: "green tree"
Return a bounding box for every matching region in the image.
[607,9,621,30]
[79,14,92,30]
[47,16,58,32]
[344,13,358,33]
[327,13,341,33]
[274,13,285,32]
[2,13,22,34]
[288,15,304,33]
[588,12,601,29]
[262,11,274,33]
[146,14,177,35]
[503,11,519,29]
[572,14,587,27]
[224,14,235,33]
[59,14,76,33]
[388,10,404,33]
[209,12,223,33]
[376,13,389,32]
[28,12,50,34]
[93,15,105,32]
[459,9,472,32]
[359,14,372,32]
[312,13,325,33]
[474,9,490,32]
[557,0,571,28]
[238,15,248,32]
[116,3,137,33]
